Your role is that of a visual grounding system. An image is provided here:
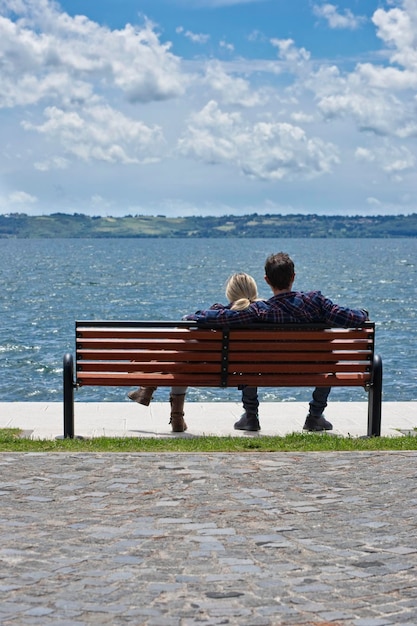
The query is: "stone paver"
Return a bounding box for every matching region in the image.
[1,451,417,625]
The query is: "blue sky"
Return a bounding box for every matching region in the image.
[0,0,416,217]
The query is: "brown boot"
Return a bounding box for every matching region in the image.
[127,386,157,406]
[169,394,187,432]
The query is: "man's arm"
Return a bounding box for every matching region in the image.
[318,294,369,327]
[184,302,267,325]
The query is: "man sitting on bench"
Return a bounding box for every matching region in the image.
[185,252,369,433]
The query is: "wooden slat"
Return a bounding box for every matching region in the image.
[77,362,221,373]
[77,350,222,362]
[77,373,223,386]
[77,360,370,373]
[230,328,374,341]
[76,340,372,352]
[76,351,371,363]
[227,372,371,386]
[228,340,372,352]
[227,363,370,374]
[77,371,371,387]
[76,339,223,351]
[228,352,371,363]
[76,328,219,340]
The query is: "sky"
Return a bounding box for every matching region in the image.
[1,0,417,217]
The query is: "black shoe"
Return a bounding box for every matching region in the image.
[303,414,333,432]
[234,413,260,431]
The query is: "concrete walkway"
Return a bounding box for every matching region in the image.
[0,401,416,439]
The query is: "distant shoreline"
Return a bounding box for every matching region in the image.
[1,212,416,238]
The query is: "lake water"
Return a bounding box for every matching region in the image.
[1,238,416,404]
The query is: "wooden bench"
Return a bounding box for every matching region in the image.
[63,320,382,438]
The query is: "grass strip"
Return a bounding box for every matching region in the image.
[1,428,417,452]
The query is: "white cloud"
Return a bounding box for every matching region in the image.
[202,61,265,107]
[34,156,69,171]
[177,26,210,45]
[355,142,415,179]
[178,100,339,181]
[355,147,374,162]
[382,146,415,175]
[313,3,366,30]
[0,189,38,212]
[0,3,187,108]
[366,196,382,206]
[0,0,417,216]
[219,40,234,52]
[356,63,417,90]
[90,194,113,211]
[8,190,37,203]
[304,1,417,140]
[291,112,314,123]
[22,105,165,164]
[248,30,265,43]
[270,38,311,70]
[317,91,408,136]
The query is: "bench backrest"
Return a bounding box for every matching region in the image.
[74,321,376,389]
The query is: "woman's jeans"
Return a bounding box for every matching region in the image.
[240,386,331,417]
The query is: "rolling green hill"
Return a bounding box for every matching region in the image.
[1,212,416,238]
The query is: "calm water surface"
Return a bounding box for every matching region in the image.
[1,238,416,403]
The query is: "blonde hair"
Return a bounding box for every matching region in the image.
[225,273,258,311]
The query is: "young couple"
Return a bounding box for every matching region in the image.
[128,252,369,433]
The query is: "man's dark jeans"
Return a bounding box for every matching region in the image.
[240,386,331,417]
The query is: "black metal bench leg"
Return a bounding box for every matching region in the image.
[63,353,75,439]
[367,354,383,437]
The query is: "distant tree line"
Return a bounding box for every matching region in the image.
[0,212,416,238]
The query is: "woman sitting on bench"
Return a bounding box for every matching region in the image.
[127,272,260,432]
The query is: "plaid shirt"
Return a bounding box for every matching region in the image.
[184,291,368,328]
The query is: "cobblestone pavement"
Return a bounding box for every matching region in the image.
[1,452,417,625]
